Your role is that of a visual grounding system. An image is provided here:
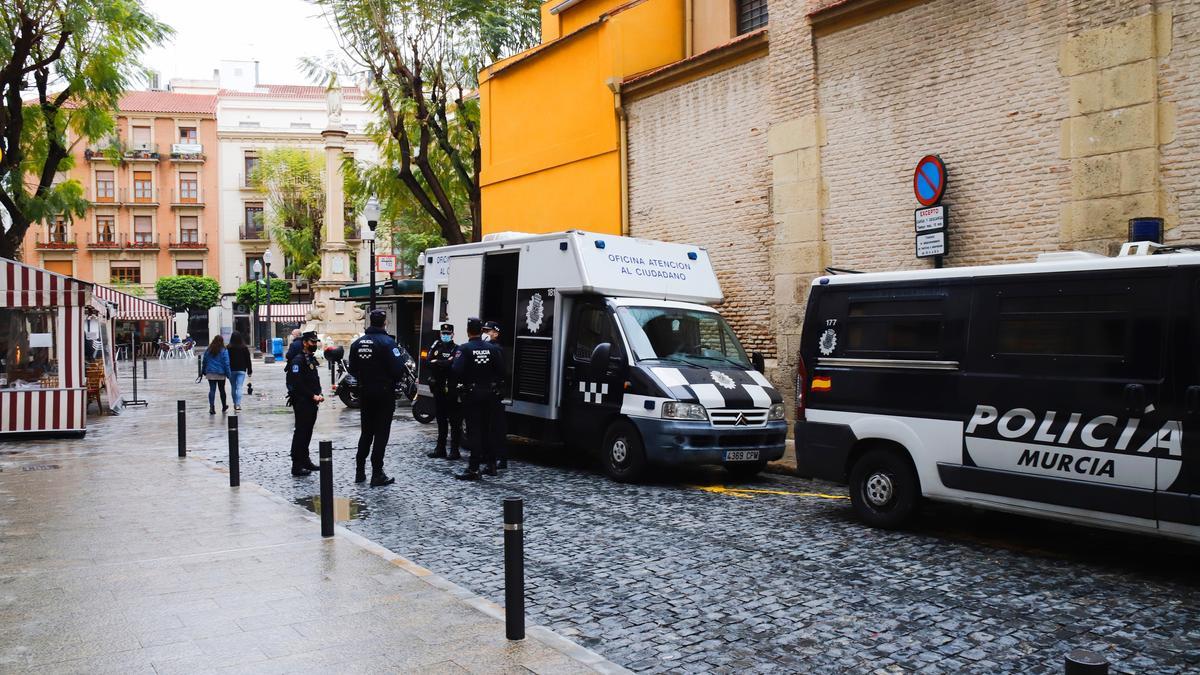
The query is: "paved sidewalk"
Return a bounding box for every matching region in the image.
[0,408,624,673]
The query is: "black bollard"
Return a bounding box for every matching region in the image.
[142,352,147,380]
[177,400,186,457]
[1065,650,1108,675]
[227,415,240,487]
[319,441,334,537]
[503,497,525,640]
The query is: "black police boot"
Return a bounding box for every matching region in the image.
[354,461,366,484]
[447,449,462,460]
[291,465,312,477]
[427,447,447,459]
[370,473,395,487]
[455,469,481,481]
[304,457,320,472]
[482,463,497,477]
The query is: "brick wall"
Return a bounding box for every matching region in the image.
[626,57,774,357]
[1160,1,1200,243]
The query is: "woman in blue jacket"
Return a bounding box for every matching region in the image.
[202,335,232,414]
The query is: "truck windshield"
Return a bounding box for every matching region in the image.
[615,306,751,368]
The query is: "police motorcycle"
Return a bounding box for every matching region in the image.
[325,344,418,408]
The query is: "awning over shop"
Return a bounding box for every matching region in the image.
[93,285,174,321]
[265,303,311,322]
[0,258,89,307]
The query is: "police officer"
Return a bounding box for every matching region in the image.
[425,322,462,460]
[481,320,509,471]
[349,310,410,487]
[286,331,324,476]
[452,318,505,480]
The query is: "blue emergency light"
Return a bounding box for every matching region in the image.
[594,240,606,249]
[687,251,698,260]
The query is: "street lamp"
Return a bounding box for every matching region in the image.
[251,260,263,357]
[364,197,380,313]
[262,249,274,363]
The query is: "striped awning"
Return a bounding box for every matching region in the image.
[264,303,312,322]
[93,285,174,321]
[0,257,90,308]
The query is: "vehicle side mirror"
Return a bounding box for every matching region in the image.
[751,351,766,373]
[589,342,612,371]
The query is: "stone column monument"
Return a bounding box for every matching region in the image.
[306,77,363,346]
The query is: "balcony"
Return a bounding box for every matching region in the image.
[83,145,120,163]
[35,236,77,251]
[128,187,160,207]
[170,189,204,208]
[168,233,208,250]
[125,234,160,251]
[87,233,122,250]
[237,173,262,191]
[123,144,160,162]
[86,186,121,205]
[239,225,268,243]
[169,143,205,162]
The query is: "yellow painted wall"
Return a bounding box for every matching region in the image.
[480,0,686,237]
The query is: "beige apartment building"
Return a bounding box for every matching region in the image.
[23,92,220,299]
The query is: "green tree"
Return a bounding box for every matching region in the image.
[249,148,325,280]
[0,1,172,258]
[310,0,540,246]
[235,278,291,309]
[154,276,219,314]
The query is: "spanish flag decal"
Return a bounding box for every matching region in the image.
[812,376,832,392]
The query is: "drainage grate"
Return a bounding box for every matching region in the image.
[21,464,60,471]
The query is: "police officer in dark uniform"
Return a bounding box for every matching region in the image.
[426,322,462,460]
[481,320,509,471]
[349,310,410,487]
[452,318,505,480]
[286,331,324,476]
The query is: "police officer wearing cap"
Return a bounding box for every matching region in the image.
[451,318,504,480]
[349,310,410,487]
[286,331,324,476]
[426,322,462,460]
[481,320,509,470]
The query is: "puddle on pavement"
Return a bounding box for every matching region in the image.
[293,495,369,522]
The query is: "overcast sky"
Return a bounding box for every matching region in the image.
[139,0,344,86]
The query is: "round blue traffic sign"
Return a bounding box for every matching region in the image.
[913,155,946,206]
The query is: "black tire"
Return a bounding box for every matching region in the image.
[725,459,768,481]
[411,396,435,424]
[848,448,919,529]
[600,420,647,482]
[337,385,361,409]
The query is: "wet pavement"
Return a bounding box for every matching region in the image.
[6,358,1200,674]
[0,359,621,674]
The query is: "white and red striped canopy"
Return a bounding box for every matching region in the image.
[93,285,174,321]
[265,303,312,322]
[0,257,89,308]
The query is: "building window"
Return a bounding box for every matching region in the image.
[95,170,115,202]
[736,0,768,34]
[246,256,264,281]
[179,216,199,243]
[131,124,152,149]
[238,121,260,128]
[110,262,141,284]
[176,260,203,276]
[178,171,198,202]
[133,171,154,202]
[244,202,264,238]
[133,215,154,243]
[290,122,312,129]
[49,217,68,243]
[244,154,260,186]
[178,126,197,143]
[96,215,116,243]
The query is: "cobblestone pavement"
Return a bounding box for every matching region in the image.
[39,360,1200,673]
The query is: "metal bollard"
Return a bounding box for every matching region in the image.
[177,400,186,457]
[503,497,525,640]
[142,354,147,380]
[319,441,334,537]
[1065,649,1109,675]
[227,415,240,487]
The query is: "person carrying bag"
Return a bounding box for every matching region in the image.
[201,336,232,414]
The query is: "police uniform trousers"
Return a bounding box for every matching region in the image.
[290,399,318,469]
[356,395,396,474]
[464,389,503,471]
[432,385,462,454]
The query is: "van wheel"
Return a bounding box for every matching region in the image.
[848,449,918,529]
[725,459,768,481]
[601,421,647,482]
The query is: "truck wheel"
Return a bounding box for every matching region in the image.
[848,448,918,529]
[725,459,768,481]
[411,396,435,424]
[601,421,647,482]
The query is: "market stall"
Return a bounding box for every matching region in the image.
[0,258,92,436]
[93,284,175,359]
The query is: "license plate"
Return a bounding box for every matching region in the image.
[724,450,760,462]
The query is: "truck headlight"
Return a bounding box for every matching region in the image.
[662,401,707,421]
[768,403,786,421]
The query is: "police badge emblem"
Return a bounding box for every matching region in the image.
[818,328,838,356]
[711,371,737,390]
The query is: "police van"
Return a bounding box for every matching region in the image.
[794,244,1200,542]
[415,230,787,480]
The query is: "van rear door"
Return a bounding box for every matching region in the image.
[1159,270,1200,533]
[446,255,483,345]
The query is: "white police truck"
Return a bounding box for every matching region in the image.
[795,243,1200,542]
[414,230,787,481]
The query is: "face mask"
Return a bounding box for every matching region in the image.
[481,334,492,342]
[440,334,452,343]
[305,343,318,353]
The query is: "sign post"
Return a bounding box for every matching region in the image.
[912,155,948,267]
[376,254,397,275]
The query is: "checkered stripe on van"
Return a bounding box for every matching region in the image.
[579,381,608,404]
[649,367,779,410]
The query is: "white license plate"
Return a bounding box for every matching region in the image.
[724,450,760,462]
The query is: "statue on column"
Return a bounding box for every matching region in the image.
[326,75,343,130]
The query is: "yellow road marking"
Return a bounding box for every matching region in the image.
[690,485,850,500]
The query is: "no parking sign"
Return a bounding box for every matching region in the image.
[912,155,948,260]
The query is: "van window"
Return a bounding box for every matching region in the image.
[843,297,943,356]
[573,305,620,361]
[995,293,1125,357]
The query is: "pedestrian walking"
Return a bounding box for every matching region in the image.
[201,336,232,415]
[426,322,462,460]
[481,320,509,470]
[227,331,253,412]
[348,310,411,487]
[286,331,324,477]
[282,328,303,371]
[452,318,505,481]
